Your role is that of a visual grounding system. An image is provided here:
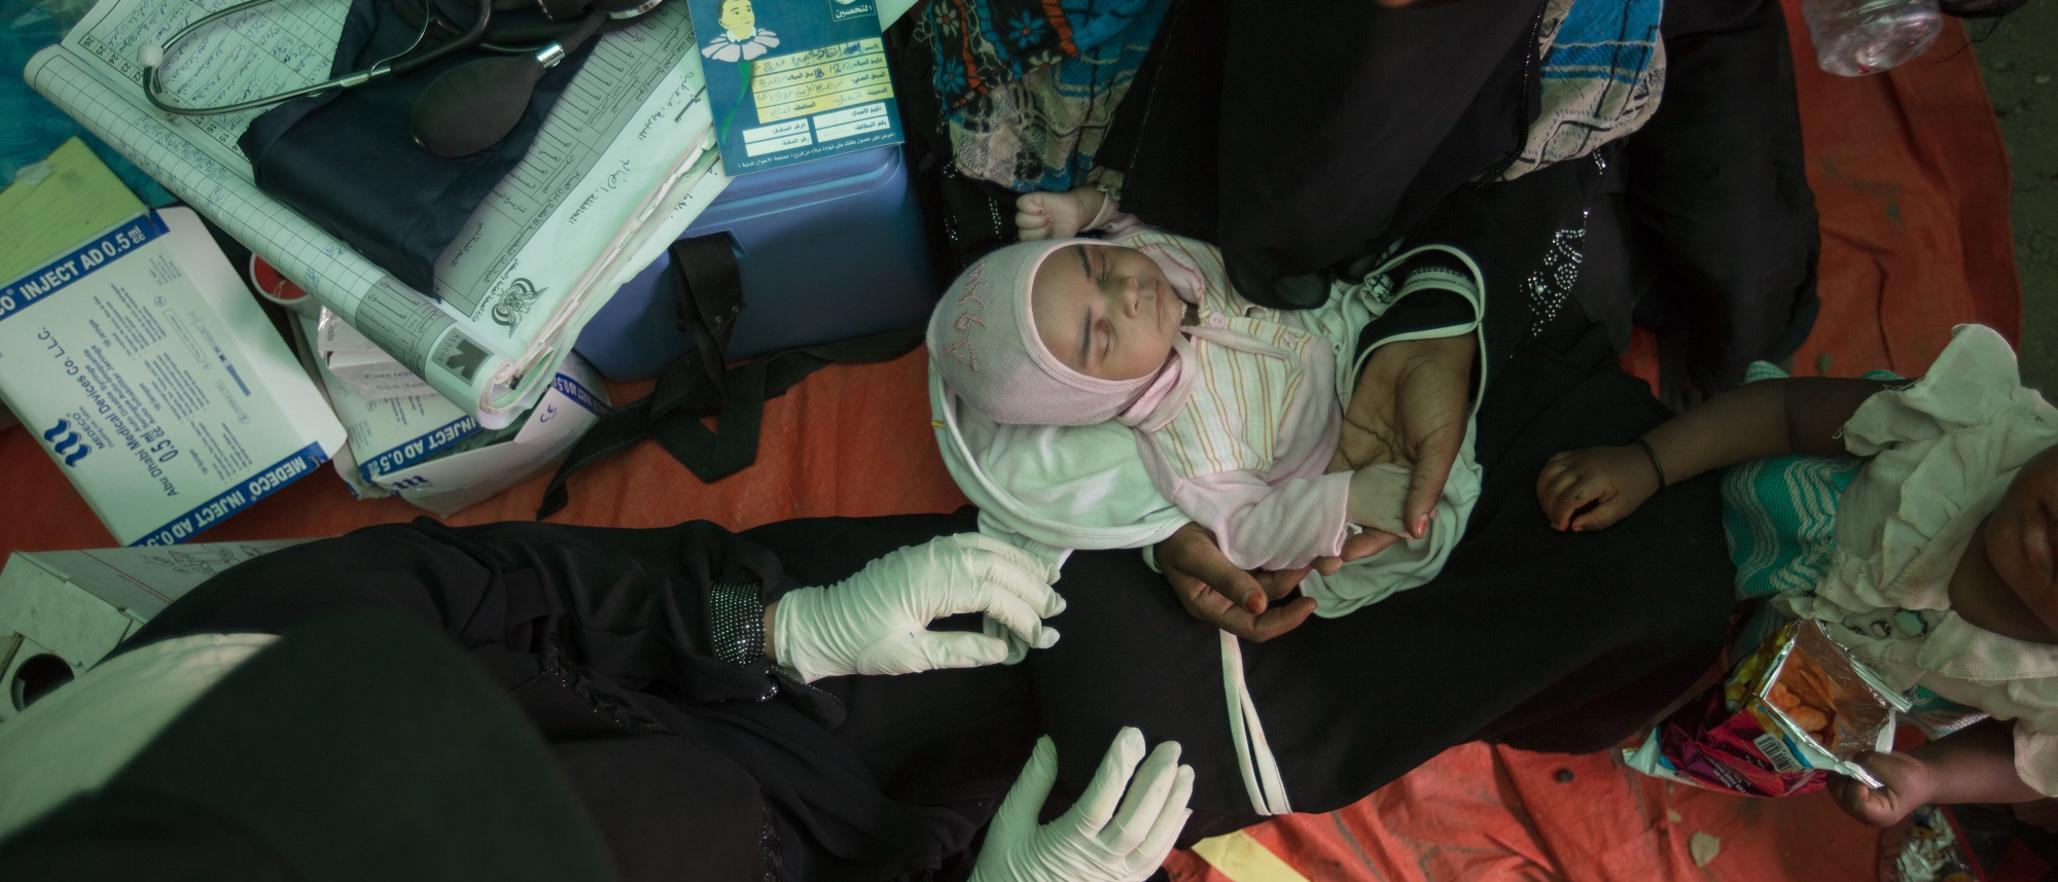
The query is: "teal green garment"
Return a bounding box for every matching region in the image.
[1719,361,1896,601]
[1717,361,1984,734]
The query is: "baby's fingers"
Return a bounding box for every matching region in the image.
[1013,195,1053,240]
[1015,213,1052,241]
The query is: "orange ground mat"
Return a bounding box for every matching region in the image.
[0,349,971,551]
[1167,743,1883,882]
[0,0,2023,879]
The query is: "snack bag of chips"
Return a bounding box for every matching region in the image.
[1626,619,1911,797]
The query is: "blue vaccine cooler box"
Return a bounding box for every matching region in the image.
[574,146,940,381]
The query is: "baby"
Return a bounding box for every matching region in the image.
[929,186,1476,612]
[1538,324,2058,826]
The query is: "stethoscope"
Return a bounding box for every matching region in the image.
[139,0,662,156]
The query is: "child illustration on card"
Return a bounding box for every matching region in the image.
[701,0,780,62]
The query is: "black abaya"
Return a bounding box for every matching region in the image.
[115,247,1734,872]
[120,513,1029,882]
[1034,293,1734,828]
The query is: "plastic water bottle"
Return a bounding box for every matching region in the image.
[1803,0,1944,77]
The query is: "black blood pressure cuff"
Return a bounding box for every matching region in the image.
[1354,255,1478,361]
[238,0,591,294]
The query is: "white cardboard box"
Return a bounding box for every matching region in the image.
[0,540,302,720]
[0,208,345,545]
[304,314,609,516]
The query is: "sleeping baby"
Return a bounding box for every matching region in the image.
[928,186,1483,615]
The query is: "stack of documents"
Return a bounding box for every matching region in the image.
[315,308,435,401]
[299,317,608,516]
[26,0,734,428]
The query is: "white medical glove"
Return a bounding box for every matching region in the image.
[771,533,1064,683]
[970,728,1195,882]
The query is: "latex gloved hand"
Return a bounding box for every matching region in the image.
[771,533,1064,683]
[970,728,1194,882]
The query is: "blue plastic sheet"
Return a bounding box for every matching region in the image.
[2,0,175,205]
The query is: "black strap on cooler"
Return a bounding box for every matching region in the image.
[672,235,743,395]
[537,235,921,519]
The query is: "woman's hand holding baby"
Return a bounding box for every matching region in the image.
[1536,445,1662,532]
[1158,333,1472,642]
[1016,188,1107,241]
[1334,334,1476,540]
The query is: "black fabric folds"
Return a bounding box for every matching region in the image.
[1096,0,1819,400]
[0,612,617,882]
[1102,0,1546,308]
[115,514,1025,882]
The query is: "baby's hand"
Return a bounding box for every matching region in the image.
[1347,462,1413,537]
[1535,445,1660,532]
[1015,189,1099,241]
[1828,752,1936,827]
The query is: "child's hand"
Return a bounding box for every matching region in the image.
[1535,445,1660,532]
[1828,751,1937,827]
[1015,189,1100,241]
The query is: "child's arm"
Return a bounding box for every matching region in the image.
[1645,376,1895,476]
[1538,377,1897,531]
[1829,719,2046,826]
